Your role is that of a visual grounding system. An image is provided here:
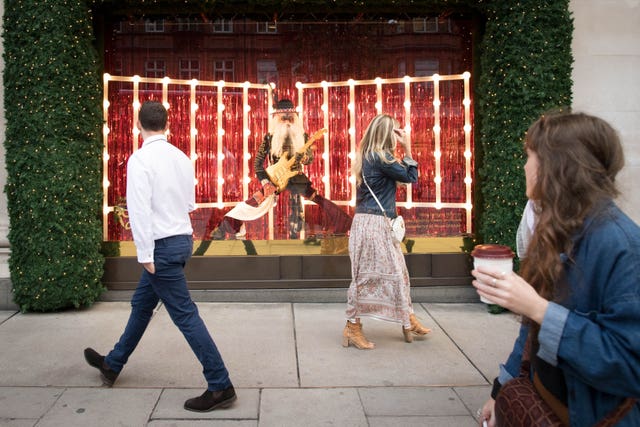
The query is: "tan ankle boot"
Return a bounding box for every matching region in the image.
[409,313,432,336]
[402,326,414,343]
[342,320,375,349]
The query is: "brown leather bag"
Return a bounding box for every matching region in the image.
[494,335,636,427]
[495,359,565,427]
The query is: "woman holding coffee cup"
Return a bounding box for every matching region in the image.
[473,112,640,426]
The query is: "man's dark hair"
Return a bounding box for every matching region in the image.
[138,101,168,131]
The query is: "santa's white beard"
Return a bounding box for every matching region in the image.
[271,122,305,157]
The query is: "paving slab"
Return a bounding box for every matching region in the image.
[368,415,477,426]
[0,311,16,323]
[359,386,472,417]
[454,385,492,418]
[148,421,257,427]
[0,303,133,387]
[107,303,297,389]
[0,420,37,427]
[423,303,520,380]
[259,388,368,427]
[36,388,160,427]
[295,303,486,387]
[195,303,298,388]
[0,387,64,419]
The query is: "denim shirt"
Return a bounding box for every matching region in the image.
[355,152,418,218]
[498,201,640,426]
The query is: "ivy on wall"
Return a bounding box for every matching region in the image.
[3,1,105,311]
[475,1,573,244]
[3,0,572,311]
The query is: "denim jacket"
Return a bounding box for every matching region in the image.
[498,201,640,426]
[355,152,418,218]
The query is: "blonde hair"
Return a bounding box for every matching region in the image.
[353,114,400,185]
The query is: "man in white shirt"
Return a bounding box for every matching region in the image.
[84,101,236,412]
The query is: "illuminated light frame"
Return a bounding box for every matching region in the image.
[102,73,273,239]
[296,72,473,232]
[103,72,472,239]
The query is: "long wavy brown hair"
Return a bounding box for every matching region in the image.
[519,112,624,301]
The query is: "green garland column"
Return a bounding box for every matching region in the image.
[475,0,573,246]
[3,0,105,311]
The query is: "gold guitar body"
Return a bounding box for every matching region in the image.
[266,128,327,192]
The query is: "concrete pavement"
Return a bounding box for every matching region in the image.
[0,302,520,426]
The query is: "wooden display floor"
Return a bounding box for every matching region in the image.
[114,237,466,257]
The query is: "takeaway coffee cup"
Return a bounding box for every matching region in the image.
[471,244,515,304]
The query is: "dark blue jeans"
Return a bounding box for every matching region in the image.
[105,235,231,391]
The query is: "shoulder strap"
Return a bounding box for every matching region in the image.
[362,175,388,218]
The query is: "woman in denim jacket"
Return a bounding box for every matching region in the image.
[342,114,431,349]
[473,112,640,426]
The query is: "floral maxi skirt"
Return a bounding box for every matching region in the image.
[345,213,413,328]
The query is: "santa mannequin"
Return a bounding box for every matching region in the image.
[211,99,352,240]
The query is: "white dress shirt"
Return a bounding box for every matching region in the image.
[126,134,195,263]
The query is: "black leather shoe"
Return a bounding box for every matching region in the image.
[184,385,237,412]
[84,347,119,387]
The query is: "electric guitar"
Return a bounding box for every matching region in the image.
[266,128,327,192]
